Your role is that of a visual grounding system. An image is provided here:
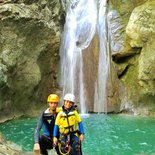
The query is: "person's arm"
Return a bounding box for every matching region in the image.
[33,112,43,153]
[34,112,43,143]
[53,124,59,137]
[53,125,59,146]
[78,122,84,134]
[74,110,85,142]
[53,112,61,146]
[78,121,84,142]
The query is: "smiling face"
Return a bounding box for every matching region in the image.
[64,100,74,110]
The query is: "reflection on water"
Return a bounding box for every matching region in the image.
[0,114,155,155]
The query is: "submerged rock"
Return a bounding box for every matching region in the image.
[0,133,22,154]
[0,133,36,154]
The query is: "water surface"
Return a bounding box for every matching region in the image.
[0,114,155,155]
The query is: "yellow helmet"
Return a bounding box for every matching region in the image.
[47,94,59,103]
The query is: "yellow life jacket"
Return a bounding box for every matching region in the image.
[56,107,62,113]
[55,110,81,134]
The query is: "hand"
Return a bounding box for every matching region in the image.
[53,137,58,146]
[79,134,84,142]
[33,143,40,154]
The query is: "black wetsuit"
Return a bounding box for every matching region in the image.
[34,109,60,155]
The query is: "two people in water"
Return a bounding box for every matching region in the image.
[33,93,84,155]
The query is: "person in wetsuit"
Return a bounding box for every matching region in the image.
[33,94,61,155]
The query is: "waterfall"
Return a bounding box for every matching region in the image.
[94,0,109,113]
[59,0,109,113]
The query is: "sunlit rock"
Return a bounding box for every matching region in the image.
[126,0,155,47]
[113,0,155,115]
[126,0,155,100]
[138,38,155,96]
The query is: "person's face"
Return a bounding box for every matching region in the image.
[64,100,74,110]
[48,102,58,111]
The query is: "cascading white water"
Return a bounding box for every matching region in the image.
[59,0,109,113]
[94,0,109,113]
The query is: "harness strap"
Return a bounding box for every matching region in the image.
[61,113,75,118]
[64,125,74,130]
[66,113,71,133]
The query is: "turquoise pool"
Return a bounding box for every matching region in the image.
[0,114,155,155]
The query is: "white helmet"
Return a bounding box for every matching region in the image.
[63,93,75,103]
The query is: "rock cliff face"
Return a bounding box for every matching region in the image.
[111,0,155,115]
[0,0,155,118]
[0,0,62,121]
